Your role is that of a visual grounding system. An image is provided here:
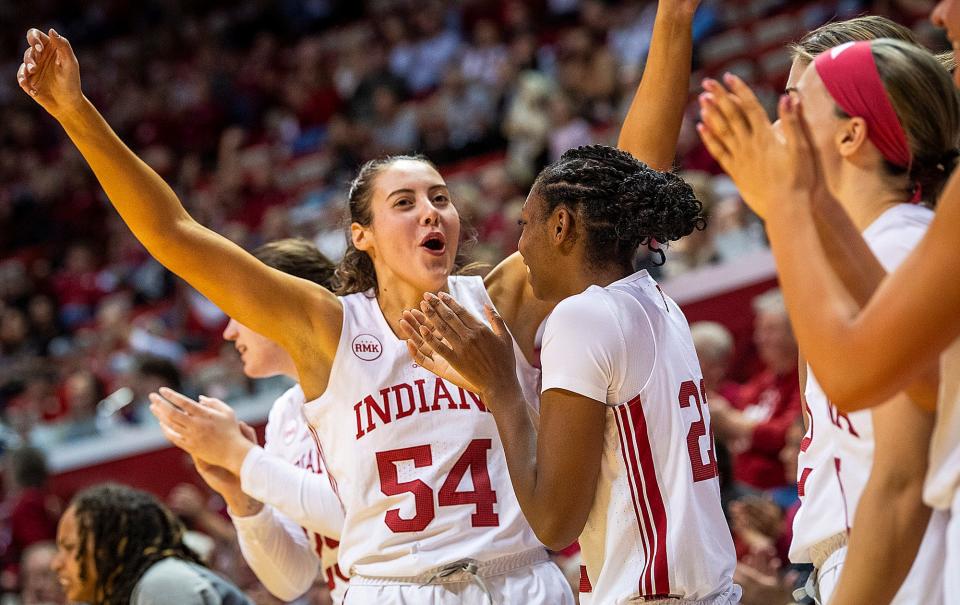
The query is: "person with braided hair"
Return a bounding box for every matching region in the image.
[50,483,252,605]
[403,143,739,604]
[15,0,700,602]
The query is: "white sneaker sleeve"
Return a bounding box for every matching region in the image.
[230,503,319,601]
[239,445,345,539]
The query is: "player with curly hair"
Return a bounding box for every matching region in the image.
[50,483,251,605]
[404,144,739,604]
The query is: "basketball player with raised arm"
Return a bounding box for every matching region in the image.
[16,1,699,601]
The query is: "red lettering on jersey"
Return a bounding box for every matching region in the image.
[364,392,392,433]
[354,381,490,440]
[415,378,430,413]
[828,403,860,438]
[393,383,416,419]
[457,387,487,412]
[354,401,365,439]
[433,377,457,410]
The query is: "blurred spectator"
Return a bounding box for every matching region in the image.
[732,418,810,604]
[548,94,595,162]
[59,371,104,441]
[19,542,66,605]
[461,19,510,87]
[0,448,60,592]
[370,85,419,155]
[691,321,739,405]
[127,355,184,424]
[711,289,801,492]
[502,72,553,184]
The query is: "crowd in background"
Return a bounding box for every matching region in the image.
[0,0,949,603]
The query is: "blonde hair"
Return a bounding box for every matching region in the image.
[789,16,918,64]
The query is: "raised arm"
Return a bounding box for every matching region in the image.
[18,29,341,386]
[485,252,555,366]
[617,0,700,171]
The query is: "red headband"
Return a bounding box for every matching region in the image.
[813,40,912,169]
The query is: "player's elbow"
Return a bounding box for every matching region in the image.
[261,574,315,602]
[531,515,583,552]
[816,373,884,413]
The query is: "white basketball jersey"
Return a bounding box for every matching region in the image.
[540,271,736,603]
[925,338,960,510]
[301,276,545,578]
[265,385,348,603]
[791,204,944,602]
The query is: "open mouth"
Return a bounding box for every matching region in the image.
[419,232,447,255]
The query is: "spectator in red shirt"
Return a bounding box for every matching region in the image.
[1,448,61,592]
[711,289,801,491]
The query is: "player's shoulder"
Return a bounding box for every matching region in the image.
[866,203,933,238]
[268,384,306,422]
[549,286,618,325]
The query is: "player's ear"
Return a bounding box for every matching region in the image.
[551,206,578,250]
[352,222,374,255]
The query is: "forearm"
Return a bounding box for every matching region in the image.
[764,201,901,409]
[232,505,319,601]
[617,5,695,171]
[487,386,571,550]
[810,193,940,411]
[57,98,195,255]
[240,446,345,539]
[829,476,930,605]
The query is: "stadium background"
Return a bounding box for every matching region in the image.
[0,0,949,604]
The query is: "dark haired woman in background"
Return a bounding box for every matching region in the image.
[404,145,739,604]
[51,484,251,605]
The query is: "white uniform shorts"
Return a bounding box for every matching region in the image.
[580,584,741,605]
[342,548,574,605]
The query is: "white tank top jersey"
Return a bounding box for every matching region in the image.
[264,385,348,602]
[539,270,736,603]
[926,338,960,510]
[301,275,546,578]
[790,204,945,601]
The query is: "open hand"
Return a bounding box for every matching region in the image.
[696,74,821,219]
[400,307,477,391]
[150,387,253,474]
[17,28,84,119]
[402,292,520,406]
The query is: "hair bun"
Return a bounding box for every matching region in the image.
[614,167,705,244]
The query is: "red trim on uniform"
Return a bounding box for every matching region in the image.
[834,457,851,533]
[616,404,655,595]
[797,467,812,497]
[615,395,671,597]
[626,397,671,596]
[308,424,343,506]
[579,565,593,593]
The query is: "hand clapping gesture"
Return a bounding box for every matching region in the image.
[149,387,256,476]
[401,292,521,409]
[696,73,824,220]
[17,28,85,119]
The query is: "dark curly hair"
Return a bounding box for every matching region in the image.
[532,145,705,266]
[71,483,204,605]
[334,154,479,295]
